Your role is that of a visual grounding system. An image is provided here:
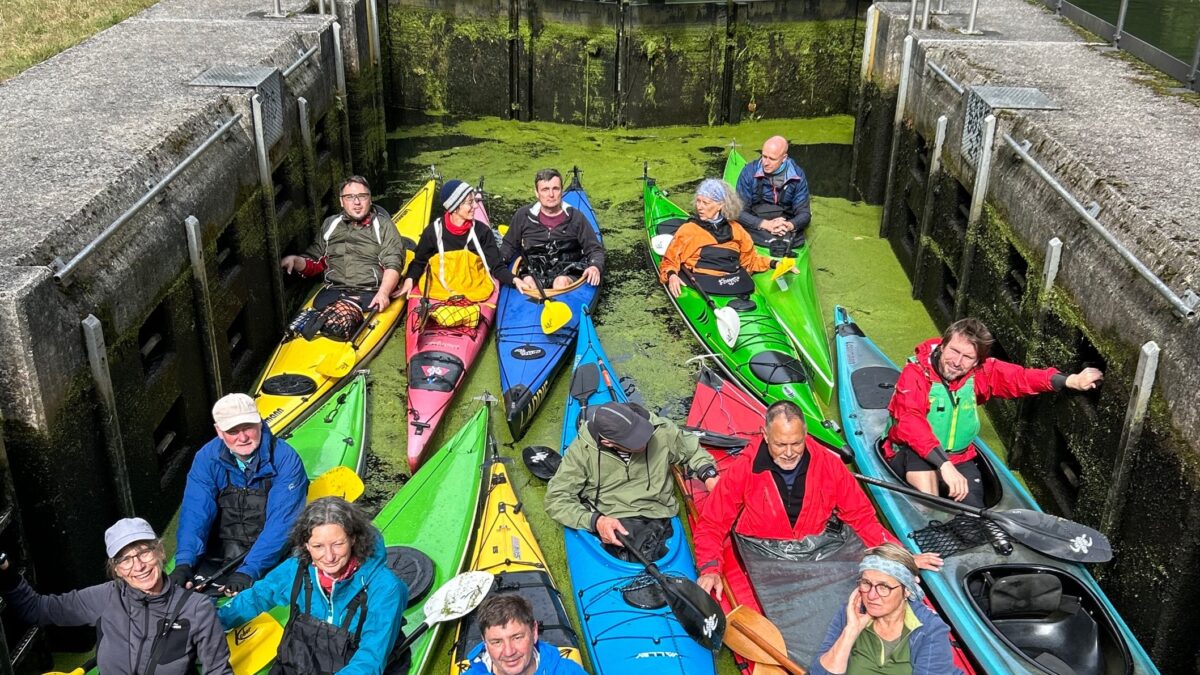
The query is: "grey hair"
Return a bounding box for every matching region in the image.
[764,400,805,427]
[289,497,376,564]
[692,183,744,222]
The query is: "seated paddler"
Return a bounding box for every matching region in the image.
[500,168,604,292]
[658,178,783,299]
[734,135,812,255]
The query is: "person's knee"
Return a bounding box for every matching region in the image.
[552,275,574,289]
[907,470,938,493]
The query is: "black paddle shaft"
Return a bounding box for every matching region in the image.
[678,267,719,312]
[191,550,249,593]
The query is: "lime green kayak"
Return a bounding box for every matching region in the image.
[374,404,488,674]
[723,148,833,402]
[281,370,369,479]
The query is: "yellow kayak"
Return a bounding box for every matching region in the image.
[254,180,435,432]
[450,454,584,673]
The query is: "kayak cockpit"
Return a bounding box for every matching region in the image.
[873,436,1006,510]
[964,566,1133,675]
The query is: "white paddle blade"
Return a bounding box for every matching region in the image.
[422,571,495,623]
[651,234,674,256]
[715,307,740,348]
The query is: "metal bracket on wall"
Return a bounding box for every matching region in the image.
[1101,340,1160,540]
[184,216,224,402]
[962,86,1059,168]
[82,315,136,517]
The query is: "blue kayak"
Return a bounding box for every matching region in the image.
[833,305,1160,675]
[559,309,715,675]
[498,168,603,440]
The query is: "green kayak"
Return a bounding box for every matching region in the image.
[643,174,845,453]
[723,148,833,402]
[281,370,369,479]
[374,404,488,675]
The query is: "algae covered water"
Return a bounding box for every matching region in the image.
[361,115,1008,674]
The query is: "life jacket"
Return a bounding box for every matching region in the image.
[271,563,369,675]
[212,437,275,562]
[690,219,755,295]
[916,354,980,454]
[420,218,495,302]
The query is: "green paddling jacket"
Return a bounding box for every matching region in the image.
[546,413,716,532]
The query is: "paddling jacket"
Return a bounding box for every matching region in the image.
[545,414,717,531]
[299,207,406,290]
[657,218,773,284]
[3,577,233,675]
[405,216,515,287]
[462,640,587,675]
[734,157,812,231]
[883,339,1062,466]
[810,600,962,675]
[175,424,308,580]
[218,531,407,675]
[500,202,605,273]
[693,438,896,576]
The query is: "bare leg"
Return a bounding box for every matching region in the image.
[552,275,575,289]
[521,275,537,289]
[906,470,940,497]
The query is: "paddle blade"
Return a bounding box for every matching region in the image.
[770,257,795,282]
[307,466,365,503]
[422,570,496,623]
[228,612,285,675]
[570,363,600,403]
[992,509,1113,563]
[661,575,726,653]
[315,344,356,378]
[522,445,561,481]
[715,307,740,348]
[540,299,573,334]
[726,605,802,674]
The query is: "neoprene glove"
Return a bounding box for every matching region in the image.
[167,564,194,587]
[223,572,253,594]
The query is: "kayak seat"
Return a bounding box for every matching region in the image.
[748,351,809,385]
[850,366,898,410]
[989,582,1104,675]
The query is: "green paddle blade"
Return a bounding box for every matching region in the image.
[540,298,573,334]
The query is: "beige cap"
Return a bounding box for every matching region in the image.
[212,393,261,431]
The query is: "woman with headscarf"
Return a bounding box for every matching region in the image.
[811,543,962,675]
[218,496,408,675]
[657,178,781,298]
[0,518,233,675]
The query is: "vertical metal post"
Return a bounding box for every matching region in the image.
[921,0,932,30]
[318,0,326,14]
[184,216,224,400]
[908,0,918,30]
[880,36,915,237]
[332,21,354,174]
[911,115,948,297]
[266,0,285,18]
[859,5,879,83]
[1189,32,1200,89]
[959,0,983,35]
[252,94,287,328]
[954,113,996,318]
[935,0,947,13]
[367,0,381,66]
[82,315,136,517]
[298,96,317,210]
[1040,237,1063,303]
[1101,341,1160,538]
[1009,236,1064,467]
[1113,0,1130,47]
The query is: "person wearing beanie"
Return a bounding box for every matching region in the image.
[500,168,605,293]
[170,392,309,596]
[0,518,233,675]
[658,177,789,298]
[399,178,515,301]
[734,136,812,254]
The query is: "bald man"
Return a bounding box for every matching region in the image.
[734,136,812,254]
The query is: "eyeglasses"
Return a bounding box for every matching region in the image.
[114,548,158,570]
[858,577,901,597]
[340,193,370,203]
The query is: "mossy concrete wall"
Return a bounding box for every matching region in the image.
[861,1,1200,671]
[385,0,866,127]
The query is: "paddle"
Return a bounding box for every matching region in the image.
[854,473,1113,563]
[570,362,600,429]
[527,268,573,334]
[770,257,796,291]
[392,570,496,653]
[43,656,96,675]
[317,308,380,378]
[615,531,726,653]
[229,612,285,675]
[680,426,749,452]
[678,267,740,348]
[725,605,806,675]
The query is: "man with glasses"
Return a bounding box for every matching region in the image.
[545,402,718,563]
[280,175,405,338]
[733,136,811,254]
[884,318,1103,507]
[170,393,308,596]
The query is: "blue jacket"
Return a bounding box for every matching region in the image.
[809,599,963,675]
[463,640,586,675]
[735,157,812,231]
[218,531,407,675]
[175,424,308,580]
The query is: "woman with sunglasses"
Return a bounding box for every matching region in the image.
[0,518,232,675]
[811,543,961,675]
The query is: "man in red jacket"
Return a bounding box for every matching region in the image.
[884,318,1103,508]
[694,401,941,597]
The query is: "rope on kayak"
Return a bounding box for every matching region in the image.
[912,514,1009,558]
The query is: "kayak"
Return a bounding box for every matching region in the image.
[376,404,489,675]
[559,309,715,675]
[280,370,368,479]
[254,180,436,433]
[722,148,833,402]
[833,305,1160,675]
[641,174,845,453]
[404,195,500,471]
[451,452,584,673]
[497,169,603,441]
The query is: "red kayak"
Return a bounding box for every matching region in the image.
[404,194,499,472]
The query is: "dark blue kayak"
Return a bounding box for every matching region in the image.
[558,309,714,675]
[834,305,1160,675]
[498,169,603,440]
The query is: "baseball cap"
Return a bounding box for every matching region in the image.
[212,393,261,432]
[104,517,157,558]
[587,403,654,451]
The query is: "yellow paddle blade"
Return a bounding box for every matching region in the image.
[42,670,84,675]
[771,257,795,282]
[540,299,573,334]
[314,344,356,378]
[497,223,509,237]
[307,466,365,503]
[725,605,806,674]
[228,612,285,675]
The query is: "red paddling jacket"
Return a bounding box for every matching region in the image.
[693,438,896,576]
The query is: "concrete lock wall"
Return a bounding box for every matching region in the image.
[0,0,384,659]
[855,1,1200,672]
[385,0,869,127]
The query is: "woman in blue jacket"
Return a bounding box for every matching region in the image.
[218,497,408,675]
